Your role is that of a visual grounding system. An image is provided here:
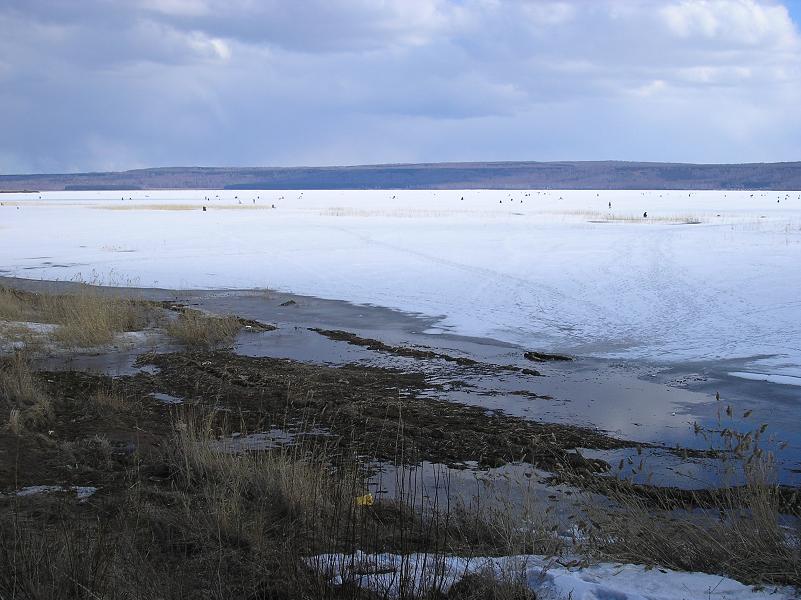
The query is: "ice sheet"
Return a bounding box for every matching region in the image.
[2,189,799,378]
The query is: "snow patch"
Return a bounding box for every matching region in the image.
[14,485,98,501]
[729,371,801,387]
[310,551,797,600]
[151,392,183,404]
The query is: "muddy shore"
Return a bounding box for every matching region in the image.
[2,276,801,597]
[2,274,800,488]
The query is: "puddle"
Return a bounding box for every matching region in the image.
[366,460,597,530]
[38,350,154,377]
[580,447,723,489]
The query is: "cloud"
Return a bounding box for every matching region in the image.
[138,0,462,53]
[138,0,211,17]
[0,0,800,172]
[660,0,797,45]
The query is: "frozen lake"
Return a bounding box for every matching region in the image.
[1,188,800,383]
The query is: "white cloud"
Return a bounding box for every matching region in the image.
[676,65,753,84]
[1,0,800,172]
[186,33,232,61]
[633,79,668,97]
[660,0,797,46]
[139,0,211,17]
[521,2,577,26]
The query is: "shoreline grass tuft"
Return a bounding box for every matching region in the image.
[1,284,155,348]
[165,310,242,349]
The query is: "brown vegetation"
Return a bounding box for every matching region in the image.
[1,351,52,431]
[0,282,798,597]
[165,310,242,349]
[0,284,155,347]
[579,421,801,587]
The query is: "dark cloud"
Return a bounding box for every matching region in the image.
[1,0,800,173]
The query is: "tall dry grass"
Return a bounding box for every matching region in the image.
[90,387,131,414]
[0,518,117,600]
[168,412,359,536]
[165,311,241,349]
[1,351,52,431]
[559,210,705,224]
[0,287,32,322]
[0,284,154,347]
[44,285,152,347]
[577,416,801,587]
[163,410,556,594]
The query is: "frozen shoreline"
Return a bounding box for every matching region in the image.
[5,275,801,485]
[2,188,800,385]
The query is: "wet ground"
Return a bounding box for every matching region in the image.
[3,276,801,491]
[194,287,801,488]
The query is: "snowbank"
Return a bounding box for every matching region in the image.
[310,551,798,599]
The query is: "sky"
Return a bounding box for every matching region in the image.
[1,0,800,174]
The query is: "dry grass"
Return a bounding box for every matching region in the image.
[0,352,39,405]
[90,387,131,414]
[166,310,242,349]
[580,482,800,587]
[1,403,799,597]
[0,349,798,597]
[1,351,52,431]
[577,420,801,587]
[561,210,706,224]
[0,284,155,348]
[164,412,532,586]
[0,518,118,600]
[97,204,274,211]
[168,412,355,537]
[447,571,535,600]
[44,286,152,347]
[7,407,21,434]
[0,286,34,321]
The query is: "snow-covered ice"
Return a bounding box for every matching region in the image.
[729,371,801,387]
[310,551,797,600]
[1,189,800,379]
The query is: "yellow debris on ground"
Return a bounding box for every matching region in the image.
[355,493,374,507]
